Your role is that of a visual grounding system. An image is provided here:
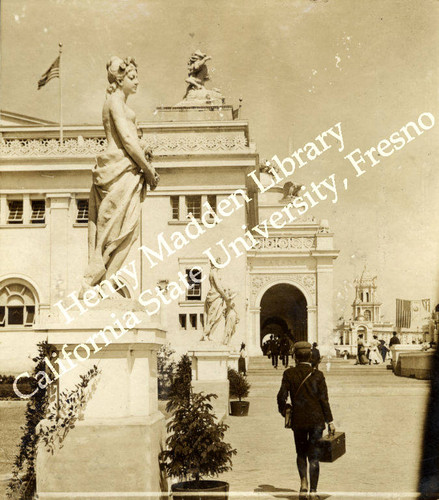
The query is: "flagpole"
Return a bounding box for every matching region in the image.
[59,42,63,145]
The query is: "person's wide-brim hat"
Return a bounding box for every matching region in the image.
[294,341,312,352]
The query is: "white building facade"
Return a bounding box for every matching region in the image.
[0,103,339,373]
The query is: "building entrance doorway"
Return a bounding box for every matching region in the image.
[260,283,307,347]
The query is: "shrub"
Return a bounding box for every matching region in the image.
[160,391,237,482]
[228,368,250,402]
[7,342,100,499]
[166,354,192,413]
[7,342,52,499]
[0,380,34,400]
[157,343,176,400]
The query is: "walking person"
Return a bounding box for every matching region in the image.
[271,336,280,369]
[238,342,248,376]
[277,342,335,499]
[267,334,275,360]
[280,337,291,367]
[311,342,321,368]
[389,331,401,352]
[356,334,368,365]
[378,339,389,362]
[369,335,382,365]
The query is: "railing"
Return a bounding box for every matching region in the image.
[254,236,316,250]
[0,132,249,158]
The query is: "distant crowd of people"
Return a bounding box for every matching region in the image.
[262,334,322,369]
[355,331,403,365]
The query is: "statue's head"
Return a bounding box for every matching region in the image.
[106,56,138,94]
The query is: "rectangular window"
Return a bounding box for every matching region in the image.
[186,268,202,301]
[207,195,217,213]
[170,196,179,220]
[7,200,23,224]
[186,196,201,219]
[179,314,187,330]
[76,199,89,223]
[30,200,46,224]
[189,314,197,329]
[8,306,24,325]
[200,313,204,328]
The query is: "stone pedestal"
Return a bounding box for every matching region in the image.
[398,351,434,380]
[35,302,167,499]
[188,343,231,421]
[391,344,423,369]
[227,351,240,371]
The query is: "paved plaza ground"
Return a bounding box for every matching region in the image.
[221,357,430,500]
[0,357,431,499]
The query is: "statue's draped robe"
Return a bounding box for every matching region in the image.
[83,150,145,287]
[204,271,224,337]
[224,305,238,344]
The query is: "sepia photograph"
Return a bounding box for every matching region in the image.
[0,1,438,499]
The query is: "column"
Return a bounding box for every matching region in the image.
[23,193,31,224]
[248,306,261,356]
[46,194,71,313]
[316,261,335,356]
[307,306,317,344]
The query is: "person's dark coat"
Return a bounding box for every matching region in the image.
[277,363,333,429]
[310,347,321,367]
[270,338,280,355]
[389,335,401,347]
[280,338,290,355]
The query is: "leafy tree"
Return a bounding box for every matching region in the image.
[157,343,176,400]
[228,368,250,402]
[166,354,192,412]
[160,391,237,482]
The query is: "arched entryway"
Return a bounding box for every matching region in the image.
[260,283,307,347]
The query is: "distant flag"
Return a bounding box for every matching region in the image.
[396,298,411,329]
[37,43,63,144]
[37,56,60,90]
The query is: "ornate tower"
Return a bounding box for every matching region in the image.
[352,268,381,322]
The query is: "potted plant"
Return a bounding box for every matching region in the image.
[228,368,251,416]
[160,356,237,499]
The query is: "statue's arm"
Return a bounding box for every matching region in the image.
[212,271,227,300]
[109,97,157,187]
[192,55,211,72]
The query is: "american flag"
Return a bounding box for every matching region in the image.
[396,299,412,328]
[37,56,60,90]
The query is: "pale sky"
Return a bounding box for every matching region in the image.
[1,0,438,321]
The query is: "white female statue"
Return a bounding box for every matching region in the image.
[201,260,228,341]
[81,57,159,293]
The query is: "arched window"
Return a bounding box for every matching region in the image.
[0,283,36,327]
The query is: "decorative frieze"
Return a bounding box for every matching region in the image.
[250,273,316,299]
[254,236,315,250]
[140,134,248,153]
[0,134,248,158]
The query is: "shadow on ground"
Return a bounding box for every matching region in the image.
[255,484,330,499]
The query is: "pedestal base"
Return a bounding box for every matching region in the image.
[188,343,231,421]
[37,413,166,499]
[35,301,167,498]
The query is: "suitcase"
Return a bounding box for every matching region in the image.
[317,431,346,462]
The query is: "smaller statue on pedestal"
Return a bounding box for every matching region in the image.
[201,260,228,341]
[177,50,224,106]
[223,289,239,345]
[280,181,304,202]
